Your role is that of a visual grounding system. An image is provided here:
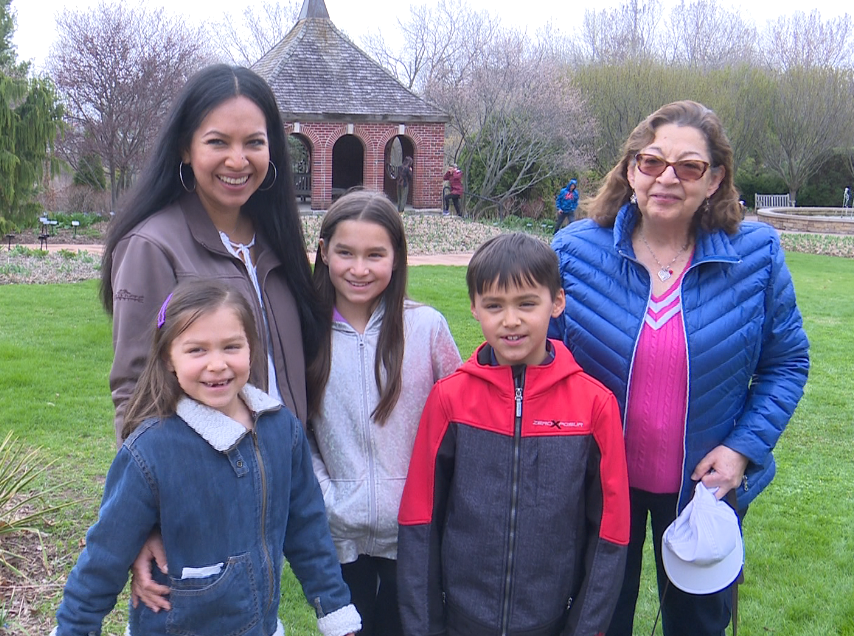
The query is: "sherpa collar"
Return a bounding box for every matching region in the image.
[175,384,281,453]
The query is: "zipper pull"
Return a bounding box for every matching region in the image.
[515,387,523,417]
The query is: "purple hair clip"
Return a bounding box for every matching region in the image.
[157,292,173,329]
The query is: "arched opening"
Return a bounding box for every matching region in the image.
[289,134,312,202]
[384,135,415,203]
[332,135,364,196]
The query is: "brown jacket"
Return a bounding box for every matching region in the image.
[109,193,306,446]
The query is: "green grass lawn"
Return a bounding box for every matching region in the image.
[1,252,852,635]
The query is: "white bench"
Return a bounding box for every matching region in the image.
[755,194,793,210]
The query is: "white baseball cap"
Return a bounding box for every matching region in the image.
[661,482,744,595]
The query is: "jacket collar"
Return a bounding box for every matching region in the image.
[331,299,385,335]
[613,203,741,266]
[180,192,230,257]
[178,192,281,272]
[176,384,281,453]
[462,339,581,395]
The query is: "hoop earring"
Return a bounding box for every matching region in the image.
[630,191,637,205]
[179,161,195,193]
[258,161,278,192]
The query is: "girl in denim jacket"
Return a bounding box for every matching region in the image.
[305,191,462,636]
[54,280,360,636]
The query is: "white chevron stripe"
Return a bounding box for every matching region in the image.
[648,287,680,312]
[644,303,682,330]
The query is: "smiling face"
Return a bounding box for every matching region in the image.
[471,279,565,367]
[627,123,724,230]
[320,219,396,329]
[167,305,251,421]
[182,96,270,222]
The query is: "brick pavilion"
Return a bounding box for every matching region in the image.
[253,0,448,210]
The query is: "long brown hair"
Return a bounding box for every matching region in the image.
[306,190,408,425]
[122,279,260,440]
[583,100,742,234]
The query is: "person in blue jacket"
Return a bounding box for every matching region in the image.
[554,178,579,234]
[551,101,809,636]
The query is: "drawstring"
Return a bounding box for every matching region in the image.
[220,232,262,296]
[222,233,256,266]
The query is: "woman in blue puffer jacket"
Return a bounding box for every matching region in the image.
[551,101,809,636]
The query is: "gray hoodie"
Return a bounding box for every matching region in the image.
[307,300,461,563]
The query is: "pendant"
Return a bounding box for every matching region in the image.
[658,268,673,282]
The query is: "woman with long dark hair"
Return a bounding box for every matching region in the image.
[101,64,327,610]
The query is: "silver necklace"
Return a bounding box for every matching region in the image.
[640,232,690,282]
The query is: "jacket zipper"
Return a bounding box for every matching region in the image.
[358,334,379,554]
[500,370,525,636]
[251,428,275,612]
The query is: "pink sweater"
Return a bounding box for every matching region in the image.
[624,269,690,493]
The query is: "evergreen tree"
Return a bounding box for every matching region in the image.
[0,0,63,229]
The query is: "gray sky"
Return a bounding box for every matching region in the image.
[10,0,851,73]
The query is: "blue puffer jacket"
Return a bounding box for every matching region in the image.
[551,204,809,511]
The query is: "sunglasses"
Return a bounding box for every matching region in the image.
[634,153,710,181]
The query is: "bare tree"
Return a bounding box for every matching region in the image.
[761,10,853,71]
[760,66,854,203]
[428,33,595,215]
[665,0,757,68]
[579,0,664,63]
[361,0,500,93]
[755,12,854,202]
[48,3,210,210]
[207,1,301,66]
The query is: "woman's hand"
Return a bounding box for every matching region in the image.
[130,530,171,612]
[691,445,749,499]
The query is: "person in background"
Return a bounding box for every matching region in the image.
[551,100,810,636]
[554,178,579,234]
[442,163,463,216]
[307,190,461,636]
[396,156,413,213]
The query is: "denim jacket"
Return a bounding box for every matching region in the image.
[55,385,360,636]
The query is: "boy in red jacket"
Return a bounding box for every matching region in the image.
[398,232,629,636]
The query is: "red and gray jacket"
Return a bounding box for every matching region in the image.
[398,341,630,636]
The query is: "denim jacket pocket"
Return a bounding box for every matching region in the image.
[166,552,261,636]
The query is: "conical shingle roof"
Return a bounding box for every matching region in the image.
[253,0,447,122]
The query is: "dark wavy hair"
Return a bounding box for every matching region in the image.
[583,100,742,234]
[307,190,408,424]
[100,64,325,362]
[122,279,260,440]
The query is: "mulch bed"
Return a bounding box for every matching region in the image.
[0,524,72,634]
[4,224,108,247]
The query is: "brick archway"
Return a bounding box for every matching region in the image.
[383,135,415,203]
[288,133,312,202]
[332,134,365,194]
